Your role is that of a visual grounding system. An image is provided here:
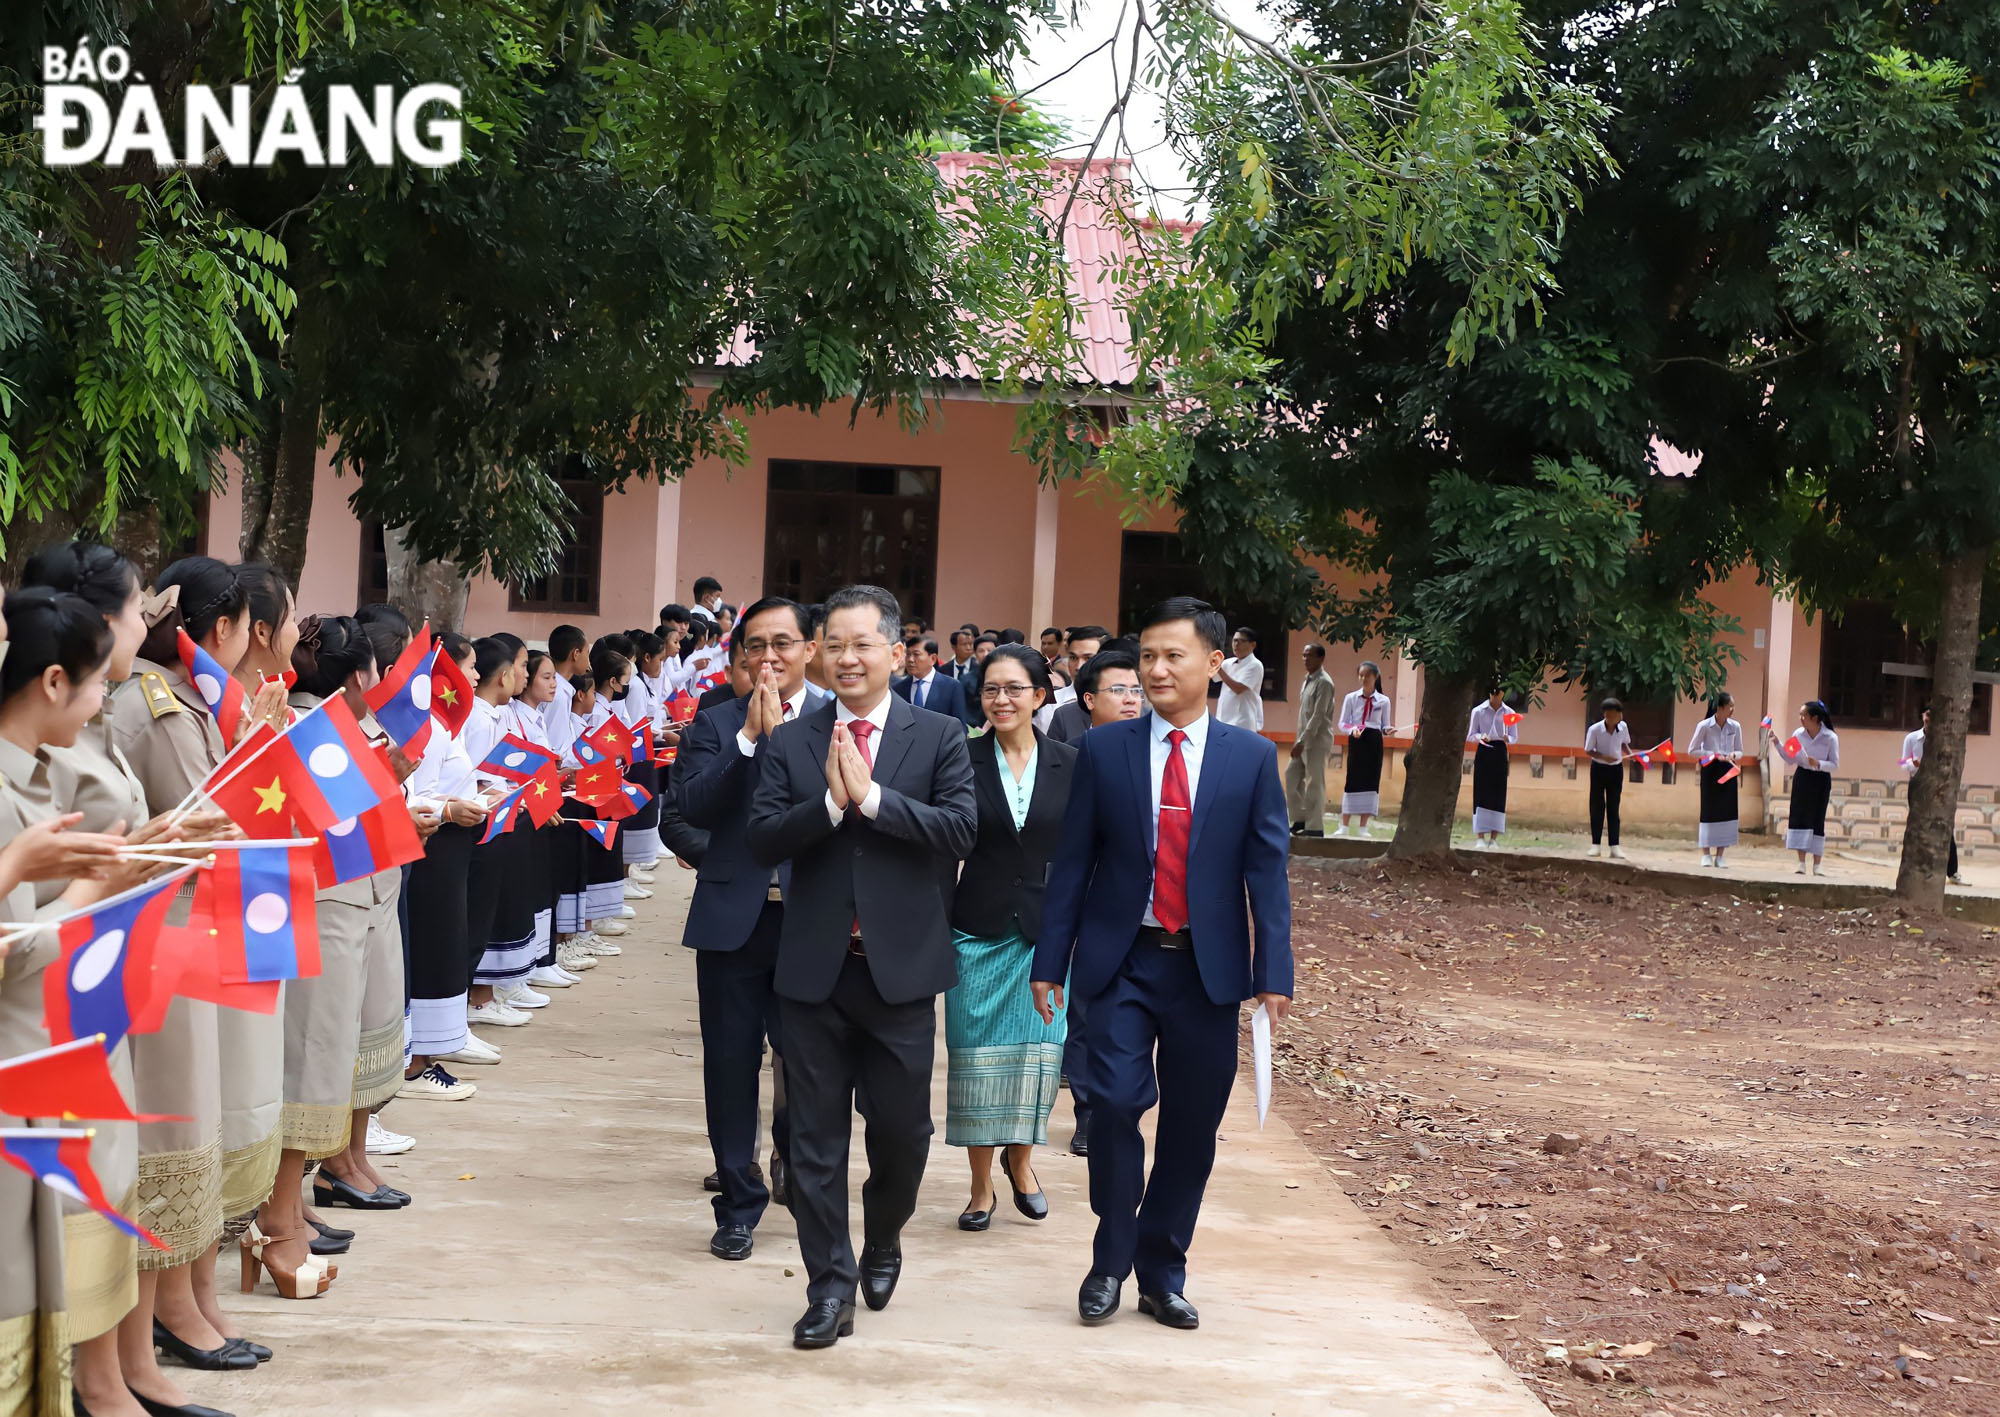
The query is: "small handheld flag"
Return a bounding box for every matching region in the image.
[572,731,608,766]
[177,629,249,744]
[1340,722,1361,738]
[480,785,528,844]
[576,819,619,850]
[630,722,656,765]
[1760,714,1775,730]
[521,765,564,827]
[1717,763,1742,784]
[0,1037,173,1122]
[585,718,635,765]
[42,867,196,1051]
[1501,709,1523,727]
[269,698,404,832]
[571,761,624,805]
[0,1128,164,1247]
[1779,732,1802,760]
[204,724,292,838]
[428,643,475,737]
[665,687,698,726]
[480,734,560,784]
[364,626,436,754]
[193,845,322,985]
[313,803,425,888]
[596,780,652,821]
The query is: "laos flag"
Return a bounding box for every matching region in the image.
[480,785,528,844]
[196,846,322,985]
[631,722,656,765]
[571,731,607,766]
[480,734,559,784]
[269,697,402,832]
[577,819,619,851]
[363,627,436,754]
[596,780,651,821]
[0,1128,164,1247]
[42,867,196,1052]
[177,628,249,743]
[313,803,425,888]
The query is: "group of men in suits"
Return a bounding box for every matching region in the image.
[667,584,1293,1349]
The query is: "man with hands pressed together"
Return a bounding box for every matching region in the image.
[746,585,976,1350]
[1032,596,1293,1330]
[676,597,826,1262]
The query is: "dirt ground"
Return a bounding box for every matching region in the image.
[1276,854,2000,1417]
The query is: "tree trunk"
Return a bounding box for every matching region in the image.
[1895,543,1986,907]
[1388,667,1482,858]
[238,259,324,585]
[383,525,470,633]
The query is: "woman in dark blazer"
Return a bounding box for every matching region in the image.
[946,645,1078,1231]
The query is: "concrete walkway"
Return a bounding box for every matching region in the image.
[189,870,1541,1416]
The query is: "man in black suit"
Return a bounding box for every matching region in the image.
[945,625,980,692]
[893,634,973,726]
[747,584,977,1349]
[677,599,828,1261]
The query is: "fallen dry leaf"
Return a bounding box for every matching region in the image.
[1610,1341,1656,1358]
[1899,1345,1934,1361]
[1736,1320,1774,1336]
[457,1173,475,1181]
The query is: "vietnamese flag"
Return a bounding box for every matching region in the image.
[268,697,403,833]
[665,686,698,726]
[428,643,475,737]
[571,761,624,805]
[521,765,564,827]
[205,728,295,840]
[0,1129,165,1246]
[1500,709,1523,727]
[596,780,651,821]
[0,1037,174,1122]
[193,846,322,985]
[42,867,197,1052]
[1647,738,1674,763]
[363,624,436,754]
[586,717,635,765]
[1779,732,1802,760]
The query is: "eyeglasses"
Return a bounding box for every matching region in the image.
[980,683,1038,700]
[742,636,804,656]
[1097,684,1145,699]
[822,639,892,659]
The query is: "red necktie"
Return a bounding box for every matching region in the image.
[847,719,876,937]
[1153,728,1190,933]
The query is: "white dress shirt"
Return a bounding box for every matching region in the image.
[1583,718,1630,764]
[1143,709,1210,928]
[542,671,575,752]
[824,693,892,825]
[1337,689,1390,733]
[1467,702,1518,744]
[1215,654,1265,730]
[737,686,810,758]
[1902,728,1926,770]
[1685,715,1742,759]
[464,697,511,791]
[1794,724,1839,773]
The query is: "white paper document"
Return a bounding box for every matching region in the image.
[1251,1001,1272,1128]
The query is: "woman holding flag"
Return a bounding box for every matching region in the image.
[1466,689,1519,849]
[1686,692,1746,868]
[610,631,665,891]
[463,637,545,1044]
[1784,701,1840,877]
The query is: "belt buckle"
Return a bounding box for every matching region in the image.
[847,936,866,957]
[767,884,785,903]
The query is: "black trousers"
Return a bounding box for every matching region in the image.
[1081,937,1238,1295]
[1589,761,1624,845]
[696,902,788,1229]
[780,953,936,1304]
[1063,990,1091,1128]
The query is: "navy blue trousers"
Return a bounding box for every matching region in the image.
[1079,936,1239,1294]
[696,902,788,1229]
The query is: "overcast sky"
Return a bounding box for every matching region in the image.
[1013,0,1276,214]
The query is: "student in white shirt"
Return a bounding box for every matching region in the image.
[1582,698,1632,859]
[1784,700,1840,875]
[1214,626,1265,731]
[1902,708,1964,884]
[1465,690,1519,847]
[1685,693,1745,868]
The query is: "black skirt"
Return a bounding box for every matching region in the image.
[1471,741,1510,812]
[1787,766,1833,850]
[1698,758,1740,847]
[470,828,539,986]
[1343,727,1385,794]
[406,822,475,1055]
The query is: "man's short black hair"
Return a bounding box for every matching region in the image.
[959,622,979,636]
[949,628,973,648]
[823,584,902,642]
[693,576,722,600]
[1232,625,1259,645]
[549,624,587,662]
[1601,696,1624,714]
[1142,596,1228,653]
[1303,642,1325,660]
[997,627,1026,646]
[1066,624,1109,647]
[658,602,691,626]
[906,636,940,658]
[974,631,999,648]
[806,602,827,632]
[1076,647,1140,700]
[1040,626,1063,642]
[739,595,813,640]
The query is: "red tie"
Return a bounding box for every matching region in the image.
[1153,728,1190,933]
[847,719,876,938]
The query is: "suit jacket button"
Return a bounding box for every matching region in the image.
[1012,876,1022,887]
[854,846,864,857]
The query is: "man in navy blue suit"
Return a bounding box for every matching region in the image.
[1033,596,1293,1329]
[893,634,974,725]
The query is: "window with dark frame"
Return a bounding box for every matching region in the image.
[1116,530,1288,699]
[762,460,940,624]
[510,480,605,615]
[1818,599,1992,734]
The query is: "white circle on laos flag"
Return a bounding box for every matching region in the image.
[194,672,222,702]
[72,929,126,992]
[410,672,431,710]
[40,1174,87,1206]
[308,743,350,777]
[244,892,289,935]
[328,816,358,837]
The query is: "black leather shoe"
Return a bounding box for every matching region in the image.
[1071,1113,1090,1157]
[1078,1273,1121,1324]
[858,1244,902,1311]
[372,1184,411,1207]
[1008,1168,1048,1221]
[709,1223,754,1261]
[225,1337,271,1364]
[127,1388,234,1417]
[957,1202,992,1232]
[769,1151,788,1209]
[1291,821,1305,835]
[308,1230,349,1257]
[312,1174,400,1211]
[703,1162,762,1193]
[152,1319,257,1370]
[1138,1290,1200,1329]
[792,1299,855,1350]
[307,1216,354,1242]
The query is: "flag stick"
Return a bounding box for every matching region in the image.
[0,864,198,944]
[127,839,319,853]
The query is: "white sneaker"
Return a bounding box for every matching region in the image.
[1587,844,1600,858]
[1715,857,1729,869]
[1794,863,1806,875]
[365,1115,415,1155]
[397,1063,476,1101]
[628,866,657,885]
[440,1035,501,1066]
[594,919,629,937]
[618,904,637,919]
[1700,854,1713,868]
[557,946,598,972]
[1609,846,1626,860]
[527,965,576,989]
[496,983,549,1010]
[574,930,620,957]
[1331,825,1347,838]
[467,1000,530,1028]
[622,880,653,900]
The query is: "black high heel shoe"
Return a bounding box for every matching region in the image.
[127,1386,235,1417]
[225,1337,272,1364]
[1008,1165,1048,1221]
[151,1318,257,1371]
[308,1216,355,1243]
[958,1192,994,1232]
[311,1172,401,1211]
[309,1230,349,1257]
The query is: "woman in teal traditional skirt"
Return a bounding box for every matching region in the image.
[945,646,1077,1231]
